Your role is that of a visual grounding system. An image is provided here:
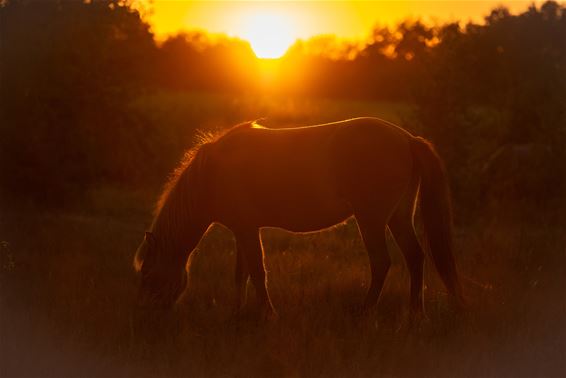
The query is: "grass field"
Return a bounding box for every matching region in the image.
[1,95,564,377]
[1,189,564,377]
[129,91,415,153]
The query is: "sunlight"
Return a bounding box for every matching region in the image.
[147,1,540,44]
[240,11,295,59]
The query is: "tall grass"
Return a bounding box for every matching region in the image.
[1,188,564,377]
[1,94,563,377]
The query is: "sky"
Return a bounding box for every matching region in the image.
[142,1,542,57]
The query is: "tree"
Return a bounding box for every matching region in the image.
[0,0,158,205]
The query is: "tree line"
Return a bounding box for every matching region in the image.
[1,0,564,207]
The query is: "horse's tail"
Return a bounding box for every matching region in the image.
[410,136,464,304]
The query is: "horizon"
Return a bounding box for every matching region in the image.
[143,0,547,58]
[1,0,565,376]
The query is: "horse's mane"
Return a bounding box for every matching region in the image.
[134,120,261,272]
[153,120,261,218]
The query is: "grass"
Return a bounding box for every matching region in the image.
[131,91,414,138]
[1,189,564,377]
[0,93,564,377]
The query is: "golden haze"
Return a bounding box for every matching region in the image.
[144,1,540,57]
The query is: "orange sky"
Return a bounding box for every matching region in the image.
[142,1,543,57]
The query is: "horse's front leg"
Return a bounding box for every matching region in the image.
[234,229,277,320]
[233,245,250,314]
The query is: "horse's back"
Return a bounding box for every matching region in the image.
[203,118,414,230]
[212,117,411,160]
[326,118,414,209]
[208,117,412,184]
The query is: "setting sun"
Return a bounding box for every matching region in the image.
[3,0,565,376]
[147,1,540,47]
[239,11,295,58]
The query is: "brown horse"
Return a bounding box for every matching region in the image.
[133,117,464,319]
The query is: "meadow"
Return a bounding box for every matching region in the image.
[2,1,565,376]
[1,94,564,378]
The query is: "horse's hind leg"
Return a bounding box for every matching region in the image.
[234,230,276,319]
[355,213,390,311]
[388,177,425,316]
[389,214,425,316]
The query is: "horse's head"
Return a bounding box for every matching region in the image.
[133,231,188,311]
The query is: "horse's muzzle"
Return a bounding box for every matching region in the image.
[131,305,181,345]
[131,289,181,344]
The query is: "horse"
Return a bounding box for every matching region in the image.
[133,117,464,321]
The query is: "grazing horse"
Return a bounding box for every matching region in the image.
[133,117,464,319]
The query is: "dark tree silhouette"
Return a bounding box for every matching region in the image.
[0,0,157,204]
[0,0,563,208]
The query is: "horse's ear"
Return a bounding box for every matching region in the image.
[133,248,145,272]
[145,231,156,246]
[134,231,154,272]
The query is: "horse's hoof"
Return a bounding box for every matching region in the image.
[452,295,468,313]
[258,307,279,323]
[349,304,369,318]
[394,311,429,333]
[231,306,246,320]
[408,311,429,331]
[266,308,279,322]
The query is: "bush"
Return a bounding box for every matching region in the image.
[0,0,158,205]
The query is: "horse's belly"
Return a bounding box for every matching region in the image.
[256,194,352,232]
[216,183,352,232]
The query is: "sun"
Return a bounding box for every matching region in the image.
[240,11,295,59]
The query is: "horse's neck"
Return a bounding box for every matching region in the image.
[152,155,209,257]
[154,188,209,255]
[152,202,191,254]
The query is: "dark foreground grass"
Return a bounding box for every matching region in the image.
[1,191,565,377]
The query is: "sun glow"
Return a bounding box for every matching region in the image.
[239,11,296,59]
[148,1,541,49]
